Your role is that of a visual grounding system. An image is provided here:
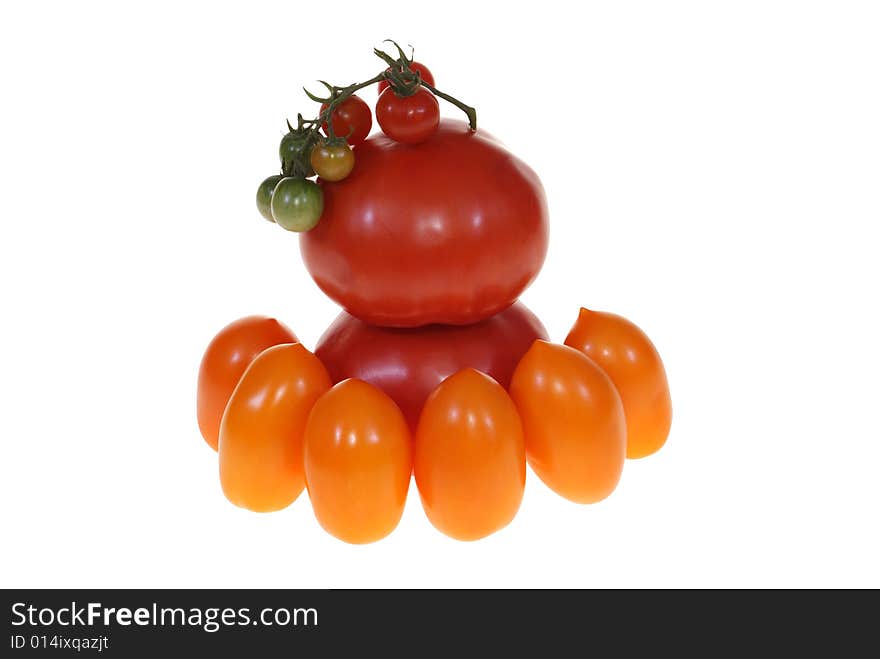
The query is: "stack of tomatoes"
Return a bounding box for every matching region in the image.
[197,60,672,543]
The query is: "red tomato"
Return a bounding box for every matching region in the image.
[565,308,672,459]
[301,120,549,327]
[510,341,626,504]
[375,87,440,144]
[303,379,412,544]
[320,94,372,146]
[377,61,435,95]
[315,301,548,431]
[415,369,525,541]
[196,316,297,451]
[218,344,331,512]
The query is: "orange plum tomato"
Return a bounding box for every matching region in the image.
[303,379,412,544]
[218,344,331,512]
[510,341,626,504]
[196,316,297,451]
[415,369,526,541]
[565,308,672,459]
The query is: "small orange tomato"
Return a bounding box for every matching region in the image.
[197,316,297,450]
[510,341,626,504]
[218,343,331,512]
[564,308,672,459]
[414,369,525,541]
[304,379,411,544]
[310,141,355,182]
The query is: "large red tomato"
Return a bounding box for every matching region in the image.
[315,301,547,430]
[300,119,549,327]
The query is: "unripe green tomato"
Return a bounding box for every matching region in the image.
[279,132,315,177]
[256,174,284,222]
[271,178,324,232]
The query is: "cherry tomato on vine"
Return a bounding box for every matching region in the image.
[377,61,434,95]
[565,308,672,459]
[219,344,331,512]
[310,141,354,182]
[320,95,372,146]
[415,369,525,541]
[301,120,549,327]
[256,174,284,222]
[196,316,297,451]
[270,177,323,231]
[510,341,626,504]
[279,132,315,176]
[315,301,547,430]
[376,87,440,145]
[303,379,411,544]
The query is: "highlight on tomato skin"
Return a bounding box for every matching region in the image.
[564,307,672,459]
[510,340,626,504]
[414,369,526,541]
[196,316,298,451]
[303,379,412,544]
[218,343,331,513]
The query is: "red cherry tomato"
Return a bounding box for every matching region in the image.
[196,316,297,451]
[415,369,525,541]
[303,379,412,544]
[510,341,626,504]
[320,94,372,146]
[565,308,672,459]
[301,120,549,327]
[375,87,439,145]
[377,61,435,95]
[315,301,547,431]
[218,344,331,512]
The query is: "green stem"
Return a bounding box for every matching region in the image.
[419,80,477,131]
[314,74,385,129]
[287,43,478,178]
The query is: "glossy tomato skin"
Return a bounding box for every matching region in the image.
[415,369,526,541]
[320,95,372,146]
[196,316,297,451]
[376,87,440,145]
[378,61,434,95]
[315,301,548,431]
[303,379,411,544]
[271,178,323,232]
[510,341,626,504]
[300,119,549,327]
[310,142,354,182]
[256,174,284,222]
[565,308,672,459]
[218,344,331,512]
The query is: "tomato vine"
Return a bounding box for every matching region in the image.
[259,40,478,232]
[280,40,476,178]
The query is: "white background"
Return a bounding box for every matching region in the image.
[1,1,878,588]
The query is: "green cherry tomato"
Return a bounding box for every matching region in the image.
[310,142,355,182]
[271,178,324,232]
[256,174,284,222]
[279,132,316,177]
